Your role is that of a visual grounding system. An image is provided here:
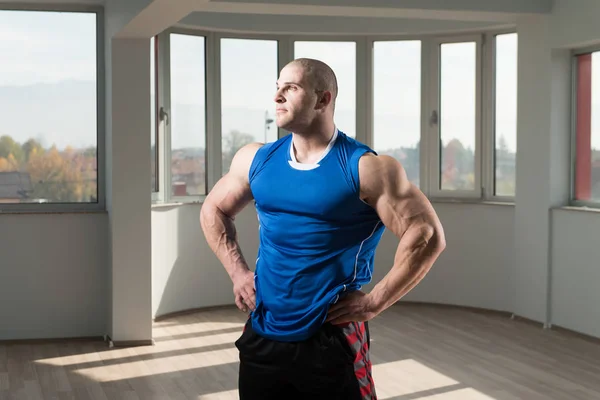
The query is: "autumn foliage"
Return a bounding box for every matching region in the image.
[0,135,97,203]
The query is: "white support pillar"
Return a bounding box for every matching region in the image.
[106,37,153,344]
[103,0,201,345]
[513,15,571,325]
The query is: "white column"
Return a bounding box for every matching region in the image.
[513,16,571,325]
[106,37,153,343]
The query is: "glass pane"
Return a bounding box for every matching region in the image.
[0,10,97,204]
[170,33,206,196]
[439,42,477,191]
[494,33,518,197]
[373,41,421,186]
[151,36,157,193]
[294,41,356,138]
[574,51,600,202]
[221,38,278,175]
[593,52,600,202]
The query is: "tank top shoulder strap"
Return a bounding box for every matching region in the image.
[338,132,378,193]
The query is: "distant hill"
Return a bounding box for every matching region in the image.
[0,80,97,150]
[0,79,487,152]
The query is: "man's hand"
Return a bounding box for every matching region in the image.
[325,291,379,325]
[232,269,256,313]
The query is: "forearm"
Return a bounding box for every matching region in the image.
[200,202,250,280]
[369,223,445,313]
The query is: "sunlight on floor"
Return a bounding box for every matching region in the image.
[374,359,458,399]
[35,349,497,400]
[417,388,499,399]
[152,320,245,340]
[196,389,239,399]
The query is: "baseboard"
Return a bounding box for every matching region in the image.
[396,300,513,318]
[396,301,546,328]
[103,334,154,348]
[153,304,235,322]
[110,339,155,347]
[0,336,103,345]
[551,324,600,344]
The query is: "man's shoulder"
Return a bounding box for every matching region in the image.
[232,142,265,167]
[358,153,408,199]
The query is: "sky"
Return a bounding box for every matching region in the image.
[1,10,600,155]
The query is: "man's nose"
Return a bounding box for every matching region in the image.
[274,88,285,103]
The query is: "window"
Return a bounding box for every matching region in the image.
[294,41,356,138]
[373,40,421,185]
[151,35,159,193]
[169,33,207,197]
[574,50,600,204]
[0,10,98,205]
[149,30,518,203]
[494,33,518,197]
[437,40,479,193]
[221,38,278,175]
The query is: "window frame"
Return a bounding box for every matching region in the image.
[570,44,600,208]
[151,27,519,205]
[151,34,160,201]
[368,36,424,188]
[217,32,283,178]
[157,28,211,204]
[484,30,519,202]
[0,4,105,213]
[290,35,364,144]
[426,34,484,200]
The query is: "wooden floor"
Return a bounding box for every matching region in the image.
[2,303,600,400]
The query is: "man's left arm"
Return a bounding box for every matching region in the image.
[326,153,446,324]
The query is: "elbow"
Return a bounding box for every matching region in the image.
[199,199,219,229]
[430,224,446,255]
[419,220,446,255]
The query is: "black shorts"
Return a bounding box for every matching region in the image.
[234,318,377,399]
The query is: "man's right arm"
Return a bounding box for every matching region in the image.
[200,142,263,312]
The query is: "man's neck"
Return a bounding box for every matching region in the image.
[292,122,336,164]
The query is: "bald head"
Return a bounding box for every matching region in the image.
[289,58,338,102]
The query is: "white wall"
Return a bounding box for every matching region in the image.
[0,214,108,340]
[551,209,600,339]
[513,15,572,325]
[151,202,515,317]
[538,0,600,339]
[551,0,600,48]
[179,12,499,35]
[152,204,259,318]
[392,203,514,312]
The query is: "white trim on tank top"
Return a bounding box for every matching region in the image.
[288,127,338,171]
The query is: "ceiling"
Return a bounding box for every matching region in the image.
[0,0,555,37]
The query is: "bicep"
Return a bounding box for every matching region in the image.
[361,155,439,239]
[375,183,436,240]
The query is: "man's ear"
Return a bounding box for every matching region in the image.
[315,90,332,110]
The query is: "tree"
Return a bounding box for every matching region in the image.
[0,154,19,172]
[0,135,24,166]
[22,139,44,162]
[27,146,83,202]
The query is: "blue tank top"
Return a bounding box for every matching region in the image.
[248,129,385,342]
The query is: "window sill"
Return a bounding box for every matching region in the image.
[151,200,205,209]
[553,205,600,213]
[0,206,106,215]
[430,198,515,207]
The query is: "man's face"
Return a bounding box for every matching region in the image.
[274,63,319,131]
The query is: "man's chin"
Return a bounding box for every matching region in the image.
[276,120,292,131]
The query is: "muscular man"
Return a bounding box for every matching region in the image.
[200,58,446,399]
